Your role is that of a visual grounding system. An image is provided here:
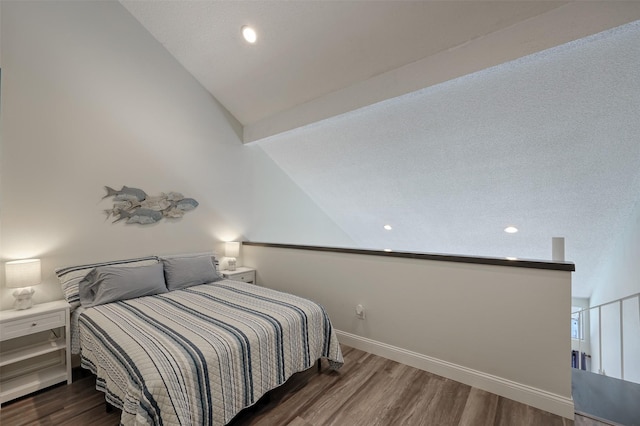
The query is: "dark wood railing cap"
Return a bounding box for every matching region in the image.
[242,241,575,272]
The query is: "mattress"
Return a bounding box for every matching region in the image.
[77,279,343,425]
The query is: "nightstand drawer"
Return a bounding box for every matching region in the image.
[0,311,66,341]
[228,271,255,283]
[221,267,257,285]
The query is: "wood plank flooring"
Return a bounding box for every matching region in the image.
[0,345,576,426]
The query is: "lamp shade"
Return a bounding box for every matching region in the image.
[5,259,42,288]
[225,242,240,258]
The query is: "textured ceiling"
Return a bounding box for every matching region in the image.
[119,1,640,298]
[257,21,640,298]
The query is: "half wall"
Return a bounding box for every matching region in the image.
[243,242,574,418]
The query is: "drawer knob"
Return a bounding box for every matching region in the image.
[32,323,38,327]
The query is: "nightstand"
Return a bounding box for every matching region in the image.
[221,267,256,285]
[0,300,72,406]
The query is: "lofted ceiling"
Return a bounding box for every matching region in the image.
[121,1,568,129]
[120,1,640,298]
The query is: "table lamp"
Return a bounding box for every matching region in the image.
[225,242,240,271]
[5,258,42,310]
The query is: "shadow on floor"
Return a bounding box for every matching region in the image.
[572,369,640,426]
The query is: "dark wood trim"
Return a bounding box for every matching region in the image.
[242,241,575,272]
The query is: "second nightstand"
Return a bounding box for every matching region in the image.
[221,267,256,285]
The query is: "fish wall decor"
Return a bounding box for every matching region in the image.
[103,186,199,225]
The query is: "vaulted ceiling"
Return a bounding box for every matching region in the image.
[121,1,640,298]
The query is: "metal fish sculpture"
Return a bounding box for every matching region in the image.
[163,208,185,218]
[113,208,163,225]
[175,198,199,211]
[103,186,147,202]
[103,186,197,225]
[137,195,172,212]
[103,201,135,219]
[166,192,184,201]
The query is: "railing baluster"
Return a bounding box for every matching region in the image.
[620,300,624,380]
[599,305,602,374]
[580,309,584,360]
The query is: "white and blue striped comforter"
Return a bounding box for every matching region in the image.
[77,279,343,425]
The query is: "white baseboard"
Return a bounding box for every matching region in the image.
[335,330,575,419]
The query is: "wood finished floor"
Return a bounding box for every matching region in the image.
[0,345,580,426]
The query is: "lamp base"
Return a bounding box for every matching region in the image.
[227,258,237,271]
[13,287,35,310]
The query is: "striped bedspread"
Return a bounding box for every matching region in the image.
[78,280,343,425]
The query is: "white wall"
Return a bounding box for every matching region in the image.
[590,200,640,306]
[0,0,354,309]
[588,200,640,383]
[243,244,574,418]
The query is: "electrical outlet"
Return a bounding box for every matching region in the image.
[355,304,365,319]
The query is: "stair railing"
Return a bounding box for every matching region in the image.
[572,292,640,380]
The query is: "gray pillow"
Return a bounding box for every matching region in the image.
[79,263,167,307]
[55,256,159,311]
[161,254,220,291]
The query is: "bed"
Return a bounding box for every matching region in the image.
[56,254,343,425]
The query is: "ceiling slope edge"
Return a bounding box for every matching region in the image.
[243,2,640,144]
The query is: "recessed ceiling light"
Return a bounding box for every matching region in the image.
[383,224,392,230]
[504,226,518,234]
[506,257,518,261]
[241,25,257,44]
[384,249,392,252]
